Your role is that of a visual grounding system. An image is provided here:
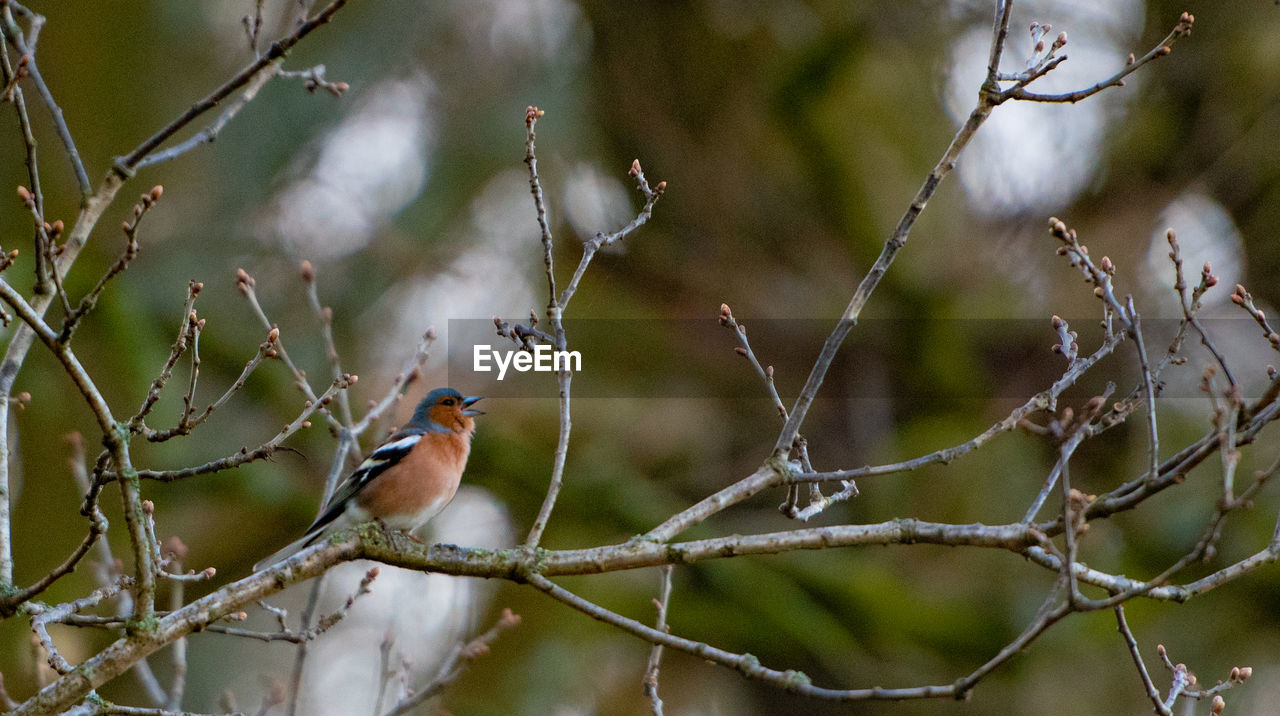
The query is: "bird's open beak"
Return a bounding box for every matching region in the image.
[462,396,484,416]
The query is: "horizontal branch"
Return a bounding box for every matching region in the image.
[360,519,1039,578]
[18,501,1262,714]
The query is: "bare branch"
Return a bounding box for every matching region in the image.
[522,119,663,548]
[1164,229,1237,387]
[528,572,957,701]
[524,105,557,309]
[300,261,353,427]
[643,566,674,715]
[1115,605,1167,714]
[557,157,664,310]
[103,376,354,483]
[1002,13,1195,103]
[63,186,163,340]
[1,3,91,195]
[236,267,345,433]
[385,608,521,715]
[117,0,350,171]
[0,504,106,616]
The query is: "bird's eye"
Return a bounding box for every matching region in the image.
[441,398,455,406]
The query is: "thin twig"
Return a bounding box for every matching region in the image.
[643,566,674,715]
[237,268,345,432]
[719,303,786,418]
[62,187,162,340]
[347,329,434,438]
[0,3,91,195]
[284,578,323,716]
[102,376,354,483]
[1164,229,1237,388]
[0,37,48,293]
[651,330,1126,542]
[1127,297,1160,486]
[385,608,521,715]
[521,119,663,547]
[557,157,663,311]
[1114,605,1169,714]
[301,261,353,427]
[524,106,557,308]
[527,572,958,700]
[1002,13,1194,103]
[244,0,266,57]
[0,505,107,616]
[165,549,188,712]
[128,284,201,438]
[117,0,350,171]
[520,105,569,549]
[1229,282,1280,354]
[142,329,275,443]
[371,630,395,716]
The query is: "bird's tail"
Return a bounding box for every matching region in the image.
[252,530,321,572]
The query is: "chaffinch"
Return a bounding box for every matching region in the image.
[254,387,483,571]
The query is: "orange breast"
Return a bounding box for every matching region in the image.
[356,429,472,530]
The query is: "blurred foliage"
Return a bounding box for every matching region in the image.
[2,1,1280,714]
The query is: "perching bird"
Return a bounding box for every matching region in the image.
[254,387,483,571]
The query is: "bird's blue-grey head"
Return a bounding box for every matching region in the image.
[411,387,483,432]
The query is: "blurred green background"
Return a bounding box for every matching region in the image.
[3,1,1280,713]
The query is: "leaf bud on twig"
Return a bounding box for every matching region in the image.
[235,268,255,296]
[164,536,188,561]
